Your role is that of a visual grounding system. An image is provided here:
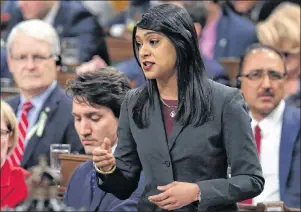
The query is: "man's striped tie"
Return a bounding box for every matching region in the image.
[8,101,32,166]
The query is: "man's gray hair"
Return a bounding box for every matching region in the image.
[6,19,61,56]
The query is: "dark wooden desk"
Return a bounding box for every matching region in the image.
[106,37,133,64]
[57,71,77,89]
[1,87,19,99]
[58,154,91,187]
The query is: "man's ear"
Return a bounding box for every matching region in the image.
[193,23,202,38]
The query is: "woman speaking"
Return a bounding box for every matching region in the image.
[93,3,264,211]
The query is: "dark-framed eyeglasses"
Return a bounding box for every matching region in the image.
[238,69,287,81]
[11,54,54,64]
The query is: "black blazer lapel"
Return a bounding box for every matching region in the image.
[167,121,185,151]
[151,92,172,155]
[152,91,185,151]
[21,85,62,167]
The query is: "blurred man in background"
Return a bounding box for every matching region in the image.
[2,0,109,65]
[200,0,257,60]
[5,20,82,169]
[237,44,300,208]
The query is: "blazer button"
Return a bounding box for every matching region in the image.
[165,161,170,167]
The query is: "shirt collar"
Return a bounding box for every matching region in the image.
[19,81,58,112]
[43,1,60,25]
[250,100,285,136]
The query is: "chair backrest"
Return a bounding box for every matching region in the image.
[58,154,91,187]
[1,87,19,99]
[218,57,240,87]
[57,71,77,88]
[106,37,133,64]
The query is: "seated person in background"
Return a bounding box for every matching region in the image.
[106,0,151,38]
[5,19,82,169]
[2,0,110,65]
[200,0,258,60]
[257,2,300,108]
[1,100,30,209]
[81,1,116,27]
[116,1,230,87]
[64,68,144,211]
[1,47,12,80]
[226,0,265,23]
[237,43,300,208]
[253,0,301,22]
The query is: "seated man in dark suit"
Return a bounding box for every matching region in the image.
[116,1,230,87]
[64,68,144,211]
[1,47,12,79]
[5,19,82,169]
[237,43,300,208]
[200,0,258,60]
[2,0,109,65]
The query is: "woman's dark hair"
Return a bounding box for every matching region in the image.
[132,3,212,128]
[66,67,131,118]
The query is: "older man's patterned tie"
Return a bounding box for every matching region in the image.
[8,101,32,166]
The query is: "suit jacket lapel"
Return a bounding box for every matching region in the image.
[21,85,62,167]
[167,121,185,151]
[152,91,185,151]
[89,186,106,211]
[279,105,300,199]
[8,96,20,114]
[151,91,171,156]
[88,163,106,211]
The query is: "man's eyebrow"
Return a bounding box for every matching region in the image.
[72,112,100,116]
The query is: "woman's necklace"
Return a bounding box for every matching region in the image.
[160,98,178,118]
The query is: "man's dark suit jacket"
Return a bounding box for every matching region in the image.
[214,5,258,59]
[97,79,264,211]
[64,160,144,211]
[2,1,110,64]
[279,105,300,208]
[0,47,12,79]
[6,84,82,169]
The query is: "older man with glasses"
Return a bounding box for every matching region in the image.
[236,43,300,208]
[4,19,82,170]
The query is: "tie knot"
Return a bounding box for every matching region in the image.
[22,101,32,112]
